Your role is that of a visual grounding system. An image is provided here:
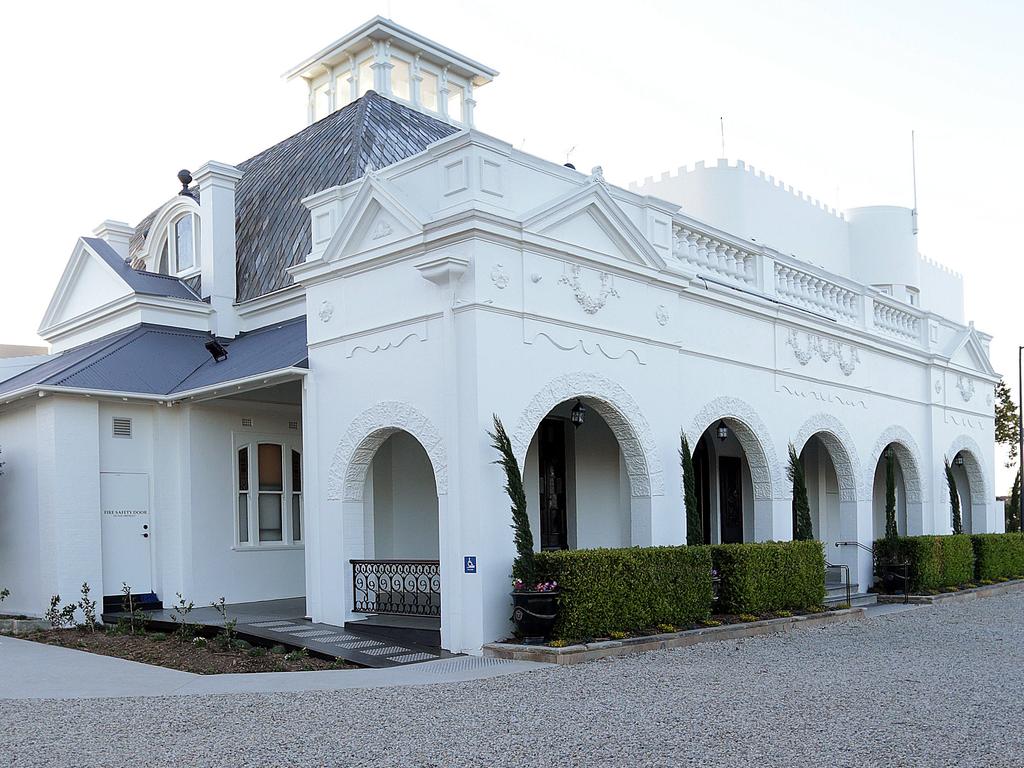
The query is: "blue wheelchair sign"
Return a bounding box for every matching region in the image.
[464,556,477,574]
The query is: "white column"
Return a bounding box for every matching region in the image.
[194,161,244,338]
[92,220,134,259]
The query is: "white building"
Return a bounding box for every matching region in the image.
[0,17,999,654]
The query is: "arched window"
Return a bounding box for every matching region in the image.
[154,212,199,276]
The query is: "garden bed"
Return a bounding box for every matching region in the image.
[17,628,357,674]
[484,606,865,664]
[875,576,1024,605]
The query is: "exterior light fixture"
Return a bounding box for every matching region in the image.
[716,420,729,442]
[954,454,965,467]
[205,338,228,362]
[570,399,586,428]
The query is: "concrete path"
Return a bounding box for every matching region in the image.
[0,635,545,700]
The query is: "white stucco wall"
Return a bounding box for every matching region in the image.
[0,404,42,615]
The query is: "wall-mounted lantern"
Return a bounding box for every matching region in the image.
[716,420,729,442]
[570,399,586,429]
[954,454,965,467]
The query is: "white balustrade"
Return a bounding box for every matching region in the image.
[672,225,756,286]
[872,298,921,342]
[774,263,859,323]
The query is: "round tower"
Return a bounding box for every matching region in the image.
[847,205,920,305]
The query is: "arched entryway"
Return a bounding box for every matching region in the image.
[512,373,662,550]
[688,397,780,544]
[327,402,448,646]
[868,427,925,539]
[947,435,990,534]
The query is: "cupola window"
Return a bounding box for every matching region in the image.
[155,212,199,276]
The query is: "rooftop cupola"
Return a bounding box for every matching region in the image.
[284,16,497,128]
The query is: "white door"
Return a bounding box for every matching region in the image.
[100,472,153,596]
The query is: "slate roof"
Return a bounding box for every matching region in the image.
[84,238,202,302]
[129,92,459,303]
[0,318,307,398]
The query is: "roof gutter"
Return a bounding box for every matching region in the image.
[0,367,308,409]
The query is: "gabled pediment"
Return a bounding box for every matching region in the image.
[522,182,665,270]
[322,175,425,262]
[39,239,134,332]
[947,327,996,376]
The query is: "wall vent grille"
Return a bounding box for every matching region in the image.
[112,417,132,439]
[241,417,254,428]
[288,421,299,430]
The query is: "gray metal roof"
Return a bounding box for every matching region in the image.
[0,318,307,398]
[129,92,458,302]
[84,237,202,302]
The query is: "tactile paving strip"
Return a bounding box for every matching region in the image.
[361,645,408,656]
[388,652,436,664]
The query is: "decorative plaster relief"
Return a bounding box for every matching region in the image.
[687,396,783,501]
[957,375,975,402]
[318,300,334,323]
[343,323,428,359]
[490,263,510,289]
[947,434,992,503]
[511,372,663,498]
[655,305,669,326]
[867,426,925,504]
[370,220,393,240]
[786,329,859,376]
[558,264,620,314]
[526,331,645,365]
[328,401,448,502]
[934,379,943,395]
[778,384,867,409]
[945,412,985,430]
[793,413,864,502]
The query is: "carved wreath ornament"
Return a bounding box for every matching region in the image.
[558,264,620,314]
[786,329,859,376]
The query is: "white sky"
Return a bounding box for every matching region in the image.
[1,0,1020,489]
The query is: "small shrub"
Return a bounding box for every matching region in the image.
[711,540,825,614]
[971,533,1024,582]
[701,619,722,627]
[232,638,253,651]
[120,583,148,635]
[78,583,97,632]
[737,613,760,623]
[533,545,713,641]
[284,647,308,661]
[875,535,974,592]
[980,579,995,586]
[170,593,195,643]
[547,639,571,648]
[775,610,793,618]
[149,632,168,642]
[247,646,267,657]
[210,597,238,650]
[192,636,208,648]
[656,623,677,634]
[44,595,77,630]
[271,644,288,655]
[609,631,629,640]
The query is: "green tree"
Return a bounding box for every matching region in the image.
[788,443,814,541]
[488,415,535,585]
[1007,469,1021,533]
[885,450,899,542]
[679,432,702,546]
[995,378,1020,468]
[944,457,962,535]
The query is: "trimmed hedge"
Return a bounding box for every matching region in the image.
[874,535,974,592]
[710,540,825,614]
[533,546,713,641]
[971,533,1024,581]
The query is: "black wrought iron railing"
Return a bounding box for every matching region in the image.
[836,540,909,603]
[825,561,852,607]
[351,559,441,617]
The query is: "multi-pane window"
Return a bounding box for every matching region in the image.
[236,441,302,547]
[357,57,374,97]
[420,71,438,111]
[391,57,411,101]
[446,83,464,122]
[155,212,199,276]
[313,81,331,121]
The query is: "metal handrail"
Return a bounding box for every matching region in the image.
[835,540,874,555]
[825,561,851,607]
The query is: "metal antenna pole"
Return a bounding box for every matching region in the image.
[1019,346,1023,529]
[720,116,726,158]
[911,130,919,235]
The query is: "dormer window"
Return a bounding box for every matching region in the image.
[420,70,439,111]
[446,83,464,123]
[156,212,199,276]
[392,57,411,101]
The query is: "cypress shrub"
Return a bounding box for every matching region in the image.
[680,432,703,546]
[533,546,713,641]
[710,540,825,614]
[788,443,814,541]
[945,458,962,535]
[874,535,975,592]
[971,533,1024,581]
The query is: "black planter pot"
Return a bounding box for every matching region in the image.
[510,590,560,643]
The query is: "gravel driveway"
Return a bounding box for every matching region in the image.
[4,593,1023,767]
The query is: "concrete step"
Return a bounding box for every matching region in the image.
[824,591,877,608]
